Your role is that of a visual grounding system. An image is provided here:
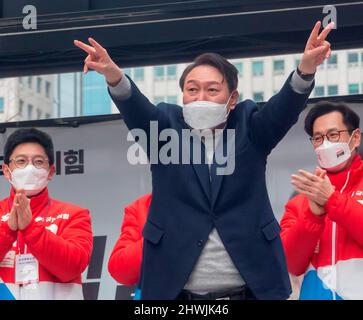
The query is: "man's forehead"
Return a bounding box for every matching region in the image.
[314,112,344,126]
[313,127,340,135]
[185,65,225,81]
[11,142,46,154]
[12,153,45,157]
[185,79,224,85]
[313,124,345,132]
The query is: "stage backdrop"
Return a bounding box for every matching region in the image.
[0,102,362,299]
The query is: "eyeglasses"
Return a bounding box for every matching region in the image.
[9,155,49,169]
[309,129,352,147]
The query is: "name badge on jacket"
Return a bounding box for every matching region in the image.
[15,254,39,285]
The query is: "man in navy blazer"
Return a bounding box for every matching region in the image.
[75,21,333,300]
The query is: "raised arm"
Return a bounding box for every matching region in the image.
[74,38,169,137]
[250,21,334,153]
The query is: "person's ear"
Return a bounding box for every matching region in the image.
[48,164,56,181]
[352,128,361,150]
[228,90,240,111]
[2,163,12,182]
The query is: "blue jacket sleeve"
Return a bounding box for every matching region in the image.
[109,76,170,133]
[249,71,314,154]
[109,76,171,157]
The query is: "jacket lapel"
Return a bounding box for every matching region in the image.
[190,139,211,202]
[179,116,211,202]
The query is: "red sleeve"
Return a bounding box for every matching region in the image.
[280,196,325,276]
[108,201,144,286]
[0,221,17,262]
[20,209,93,282]
[325,191,363,246]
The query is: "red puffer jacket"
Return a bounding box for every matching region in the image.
[108,193,151,286]
[280,154,363,299]
[0,188,93,300]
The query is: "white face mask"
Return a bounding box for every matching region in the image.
[315,133,354,169]
[182,95,232,130]
[9,165,50,196]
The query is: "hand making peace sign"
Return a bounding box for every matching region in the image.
[74,37,123,86]
[298,21,334,74]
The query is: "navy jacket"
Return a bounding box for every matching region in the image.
[111,73,313,300]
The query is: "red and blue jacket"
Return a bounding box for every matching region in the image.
[0,188,93,300]
[281,154,363,300]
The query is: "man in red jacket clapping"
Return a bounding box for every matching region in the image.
[281,101,363,300]
[0,128,93,300]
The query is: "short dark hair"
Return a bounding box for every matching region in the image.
[304,101,360,136]
[179,52,238,93]
[3,128,54,165]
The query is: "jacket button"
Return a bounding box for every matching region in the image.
[198,240,204,246]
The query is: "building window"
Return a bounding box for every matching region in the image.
[123,68,132,77]
[348,83,359,94]
[154,66,165,80]
[253,92,264,102]
[252,61,264,76]
[154,96,164,104]
[295,58,301,68]
[36,109,42,120]
[27,104,33,119]
[19,99,24,116]
[234,62,243,76]
[37,77,42,94]
[314,86,325,97]
[45,81,51,98]
[0,97,4,113]
[328,85,338,96]
[134,68,144,81]
[166,96,177,104]
[327,54,337,68]
[28,77,32,89]
[318,61,325,69]
[166,65,177,80]
[273,60,285,75]
[348,52,359,66]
